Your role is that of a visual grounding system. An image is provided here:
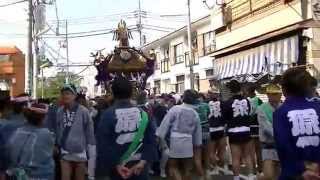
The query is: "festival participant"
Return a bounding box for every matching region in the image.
[274,68,320,180]
[95,77,157,180]
[194,93,211,179]
[222,80,254,180]
[44,97,62,180]
[309,76,319,98]
[56,84,96,180]
[208,89,227,175]
[152,94,170,178]
[3,94,29,139]
[7,94,29,122]
[0,94,29,178]
[156,89,202,180]
[93,95,113,133]
[257,84,282,180]
[7,103,54,180]
[153,94,168,127]
[76,93,89,108]
[0,132,5,180]
[0,96,10,180]
[245,85,263,174]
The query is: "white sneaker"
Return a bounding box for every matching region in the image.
[233,176,240,180]
[248,174,256,180]
[149,169,154,175]
[208,168,219,175]
[160,171,167,178]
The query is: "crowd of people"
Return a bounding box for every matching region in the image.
[0,67,320,180]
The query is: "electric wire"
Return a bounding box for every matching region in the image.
[0,0,27,8]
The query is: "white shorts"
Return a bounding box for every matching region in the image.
[262,148,279,161]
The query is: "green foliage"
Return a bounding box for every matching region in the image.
[37,71,82,99]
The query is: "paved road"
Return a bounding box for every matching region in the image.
[151,175,234,180]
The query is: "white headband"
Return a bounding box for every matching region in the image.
[28,104,48,114]
[12,96,30,103]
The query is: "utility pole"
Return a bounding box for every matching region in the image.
[27,0,33,95]
[65,20,70,84]
[187,0,195,89]
[138,0,143,46]
[41,68,44,98]
[33,37,38,99]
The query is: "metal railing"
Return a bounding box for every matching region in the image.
[224,0,281,22]
[185,52,199,67]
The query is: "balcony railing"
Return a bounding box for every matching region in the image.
[224,0,281,22]
[204,44,216,55]
[185,52,199,67]
[174,55,185,64]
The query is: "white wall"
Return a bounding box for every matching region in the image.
[147,20,214,93]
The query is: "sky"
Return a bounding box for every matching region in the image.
[0,0,213,88]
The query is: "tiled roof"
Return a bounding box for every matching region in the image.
[0,46,22,55]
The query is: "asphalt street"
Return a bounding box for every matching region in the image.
[151,175,234,180]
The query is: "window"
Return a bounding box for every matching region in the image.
[0,55,10,62]
[176,75,185,94]
[161,58,170,73]
[206,69,214,78]
[174,43,184,64]
[194,73,200,92]
[203,31,215,55]
[163,79,171,93]
[155,52,160,70]
[185,52,199,67]
[154,80,161,95]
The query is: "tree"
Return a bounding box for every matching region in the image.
[37,71,82,99]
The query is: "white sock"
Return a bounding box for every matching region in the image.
[233,176,240,180]
[248,173,255,180]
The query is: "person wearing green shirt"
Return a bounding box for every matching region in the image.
[194,93,211,180]
[257,84,282,180]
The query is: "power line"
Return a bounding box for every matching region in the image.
[40,40,67,60]
[0,0,27,8]
[143,24,176,30]
[72,65,91,77]
[67,31,114,38]
[44,28,114,36]
[143,27,171,32]
[47,12,136,24]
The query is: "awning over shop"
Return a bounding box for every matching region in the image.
[213,35,299,81]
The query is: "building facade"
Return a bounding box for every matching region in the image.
[143,16,216,94]
[0,46,25,97]
[211,0,320,99]
[144,0,320,97]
